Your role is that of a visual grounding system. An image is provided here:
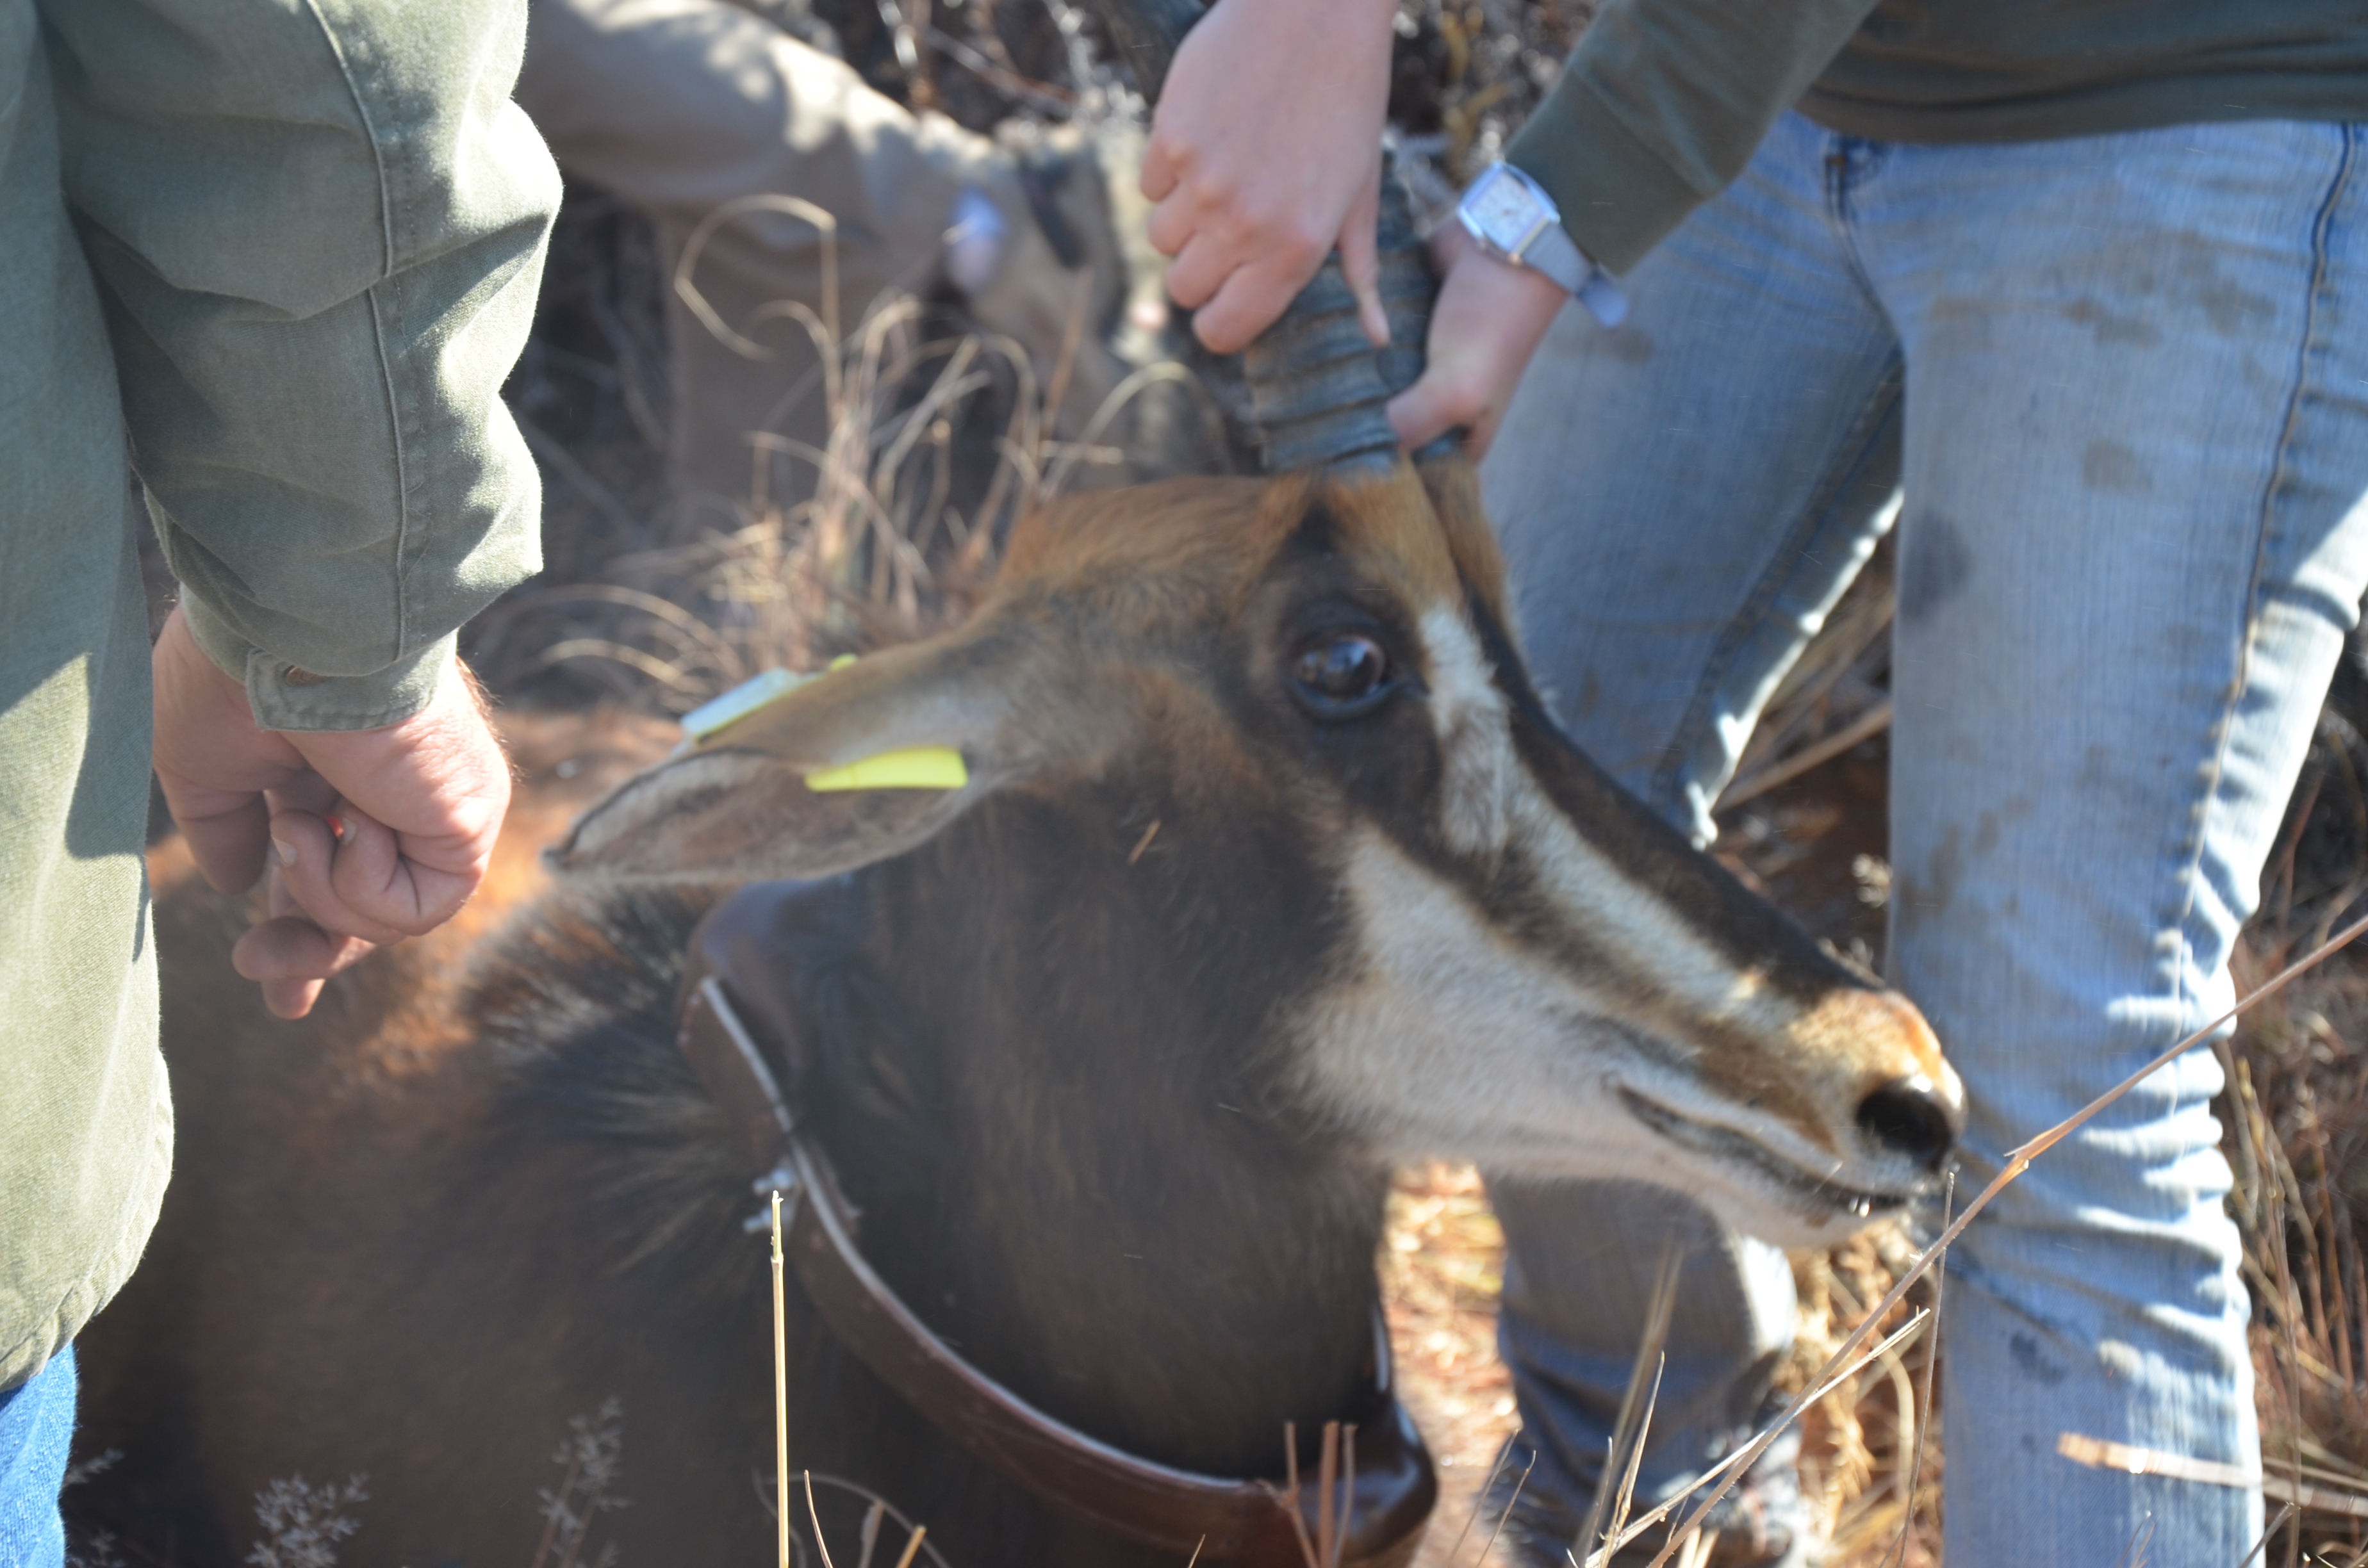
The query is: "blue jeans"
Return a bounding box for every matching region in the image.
[0,1348,74,1568]
[1481,113,2368,1566]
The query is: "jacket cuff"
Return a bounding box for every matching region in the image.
[1505,71,1711,278]
[181,591,452,733]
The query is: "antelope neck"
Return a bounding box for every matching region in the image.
[672,879,1436,1568]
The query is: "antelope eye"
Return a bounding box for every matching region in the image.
[1288,631,1394,717]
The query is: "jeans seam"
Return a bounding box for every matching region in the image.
[1645,355,1905,813]
[2169,124,2358,1015]
[1822,133,1891,320]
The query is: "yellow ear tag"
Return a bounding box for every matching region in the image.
[805,747,969,792]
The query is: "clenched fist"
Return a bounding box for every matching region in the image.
[151,607,510,1019]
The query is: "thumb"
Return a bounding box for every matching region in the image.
[1386,366,1467,454]
[1338,167,1386,348]
[166,783,274,896]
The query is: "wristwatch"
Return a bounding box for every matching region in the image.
[1456,161,1627,328]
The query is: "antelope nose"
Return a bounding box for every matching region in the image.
[1854,1076,1959,1172]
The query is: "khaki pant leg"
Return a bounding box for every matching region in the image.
[518,0,996,508]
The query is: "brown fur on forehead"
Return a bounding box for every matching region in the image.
[1095,658,1279,808]
[995,462,1495,633]
[994,475,1309,632]
[1306,466,1468,608]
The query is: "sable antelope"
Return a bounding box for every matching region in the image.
[80,0,1953,1553]
[78,455,1959,1568]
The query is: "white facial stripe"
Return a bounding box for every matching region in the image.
[1287,831,1880,1248]
[1415,603,1789,1040]
[1417,606,1513,858]
[1291,828,1652,1159]
[1499,779,1797,1040]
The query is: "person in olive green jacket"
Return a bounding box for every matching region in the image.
[0,3,558,1561]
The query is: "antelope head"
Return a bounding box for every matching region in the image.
[552,459,1960,1245]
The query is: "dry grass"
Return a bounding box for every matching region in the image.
[475,136,1235,715]
[482,290,1096,711]
[1382,1164,1515,1568]
[1375,1172,1948,1568]
[2228,946,2368,1567]
[1782,1231,1943,1568]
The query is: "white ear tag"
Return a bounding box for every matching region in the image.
[677,655,866,753]
[681,668,805,745]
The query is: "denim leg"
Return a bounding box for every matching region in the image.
[0,1348,76,1568]
[1478,113,1903,1546]
[1841,119,2368,1567]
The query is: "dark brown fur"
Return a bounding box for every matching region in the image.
[76,468,1946,1568]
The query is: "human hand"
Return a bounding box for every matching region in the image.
[151,607,511,1019]
[1140,0,1399,355]
[1386,222,1570,459]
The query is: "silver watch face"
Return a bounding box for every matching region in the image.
[1464,166,1548,256]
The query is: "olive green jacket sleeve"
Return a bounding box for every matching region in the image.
[1505,0,1879,275]
[41,0,557,731]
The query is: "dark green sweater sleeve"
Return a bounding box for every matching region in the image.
[1505,0,1880,275]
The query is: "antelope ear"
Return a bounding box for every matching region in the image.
[547,634,1069,883]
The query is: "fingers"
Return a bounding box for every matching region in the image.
[1190,253,1326,355]
[150,606,308,893]
[1156,199,1361,354]
[1158,225,1233,311]
[267,805,402,943]
[269,802,481,945]
[1338,172,1387,348]
[1137,0,1399,347]
[1143,179,1194,261]
[1156,201,1329,316]
[233,914,376,1021]
[154,620,507,1013]
[1387,370,1473,455]
[1388,243,1572,460]
[1147,147,1385,355]
[280,659,511,936]
[1145,122,1360,350]
[170,791,275,896]
[266,977,328,1020]
[1140,131,1180,206]
[1386,365,1509,458]
[163,767,334,895]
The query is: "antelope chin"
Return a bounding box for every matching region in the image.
[1615,1086,1936,1247]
